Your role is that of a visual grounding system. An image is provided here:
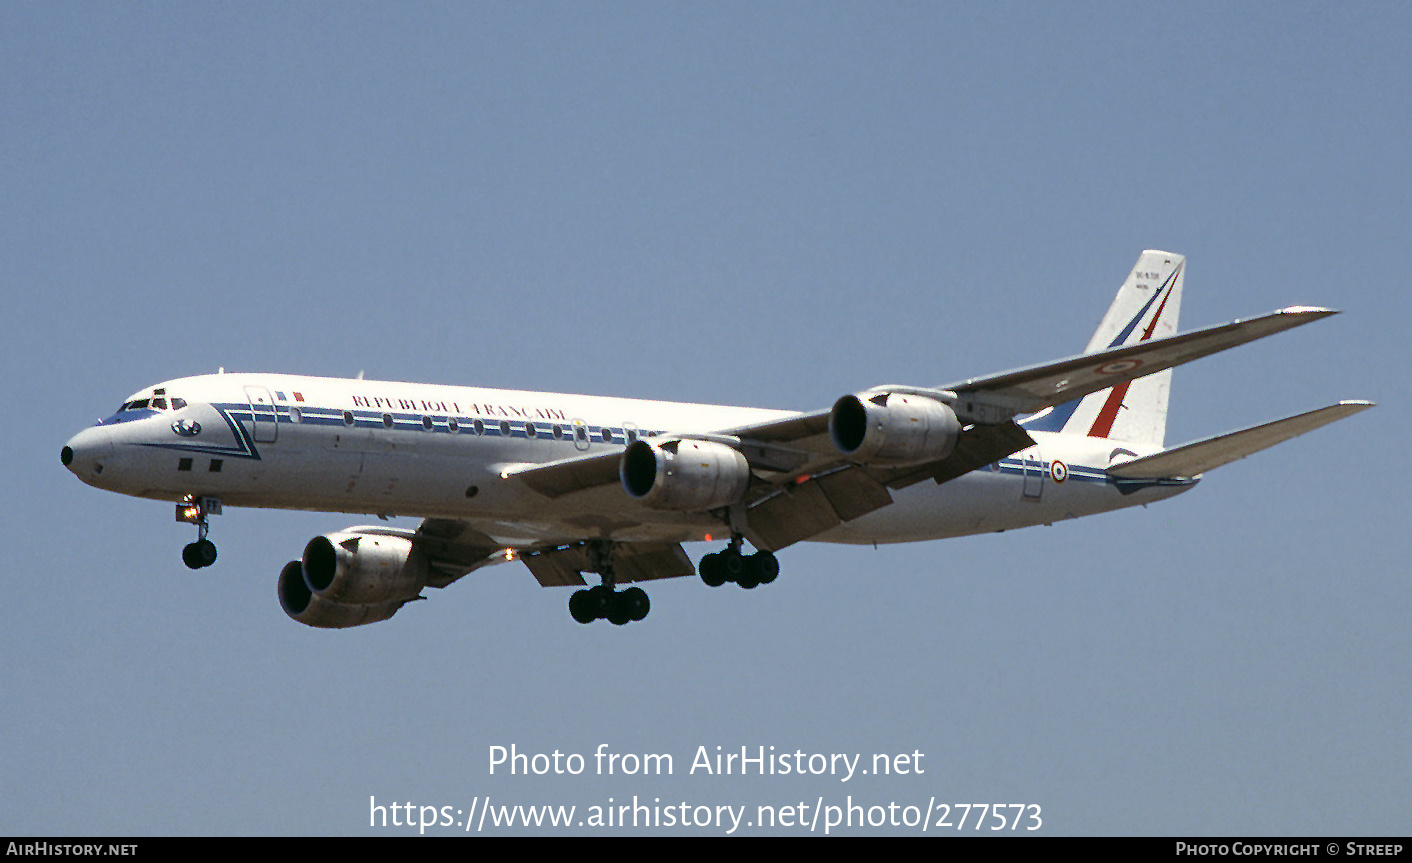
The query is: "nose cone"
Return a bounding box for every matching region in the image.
[63,425,114,484]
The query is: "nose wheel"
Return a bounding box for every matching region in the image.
[176,496,221,570]
[181,539,218,569]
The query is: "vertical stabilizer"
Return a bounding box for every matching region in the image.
[1023,250,1185,446]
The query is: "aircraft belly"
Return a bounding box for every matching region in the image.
[814,465,1192,545]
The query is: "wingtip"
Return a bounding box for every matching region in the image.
[1278,305,1340,317]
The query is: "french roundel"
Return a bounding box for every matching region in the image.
[1050,460,1068,483]
[1096,358,1144,375]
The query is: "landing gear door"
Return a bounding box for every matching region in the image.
[244,385,278,443]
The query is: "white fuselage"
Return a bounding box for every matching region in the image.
[63,373,1196,549]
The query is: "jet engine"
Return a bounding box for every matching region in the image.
[277,531,429,628]
[829,392,961,467]
[620,438,751,510]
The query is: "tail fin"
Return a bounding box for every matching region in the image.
[1023,250,1186,445]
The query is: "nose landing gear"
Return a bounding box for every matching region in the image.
[176,496,221,570]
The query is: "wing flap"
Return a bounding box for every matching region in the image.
[520,542,697,587]
[411,519,505,588]
[745,467,893,551]
[1107,401,1373,479]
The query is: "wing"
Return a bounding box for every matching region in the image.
[504,305,1336,551]
[940,306,1337,423]
[401,518,701,589]
[514,306,1335,489]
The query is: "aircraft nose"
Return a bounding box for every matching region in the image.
[63,426,113,480]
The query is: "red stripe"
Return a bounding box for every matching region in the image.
[1088,283,1175,438]
[1087,381,1131,438]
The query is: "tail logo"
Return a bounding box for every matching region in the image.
[1088,267,1180,438]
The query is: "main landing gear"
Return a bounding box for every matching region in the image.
[176,496,221,570]
[699,535,778,590]
[568,540,650,626]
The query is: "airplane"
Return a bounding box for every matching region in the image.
[61,251,1372,628]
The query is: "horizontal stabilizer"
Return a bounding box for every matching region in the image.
[1107,401,1373,479]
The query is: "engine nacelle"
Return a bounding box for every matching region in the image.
[829,392,961,467]
[276,532,429,628]
[620,438,751,511]
[278,561,405,629]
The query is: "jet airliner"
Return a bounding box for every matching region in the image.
[61,252,1371,627]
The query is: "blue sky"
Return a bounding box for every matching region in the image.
[4,2,1409,835]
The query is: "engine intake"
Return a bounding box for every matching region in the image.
[277,531,429,628]
[829,392,961,467]
[620,438,751,510]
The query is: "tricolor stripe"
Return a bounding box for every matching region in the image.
[1087,264,1181,438]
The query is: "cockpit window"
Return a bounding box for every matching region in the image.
[117,395,186,413]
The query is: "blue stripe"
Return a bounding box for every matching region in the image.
[1021,263,1183,434]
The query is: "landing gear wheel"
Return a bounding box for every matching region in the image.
[182,539,217,569]
[722,548,746,583]
[622,586,649,622]
[586,584,612,618]
[177,497,221,570]
[606,592,634,626]
[699,552,727,587]
[751,550,779,584]
[564,541,652,625]
[701,539,782,592]
[569,589,597,624]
